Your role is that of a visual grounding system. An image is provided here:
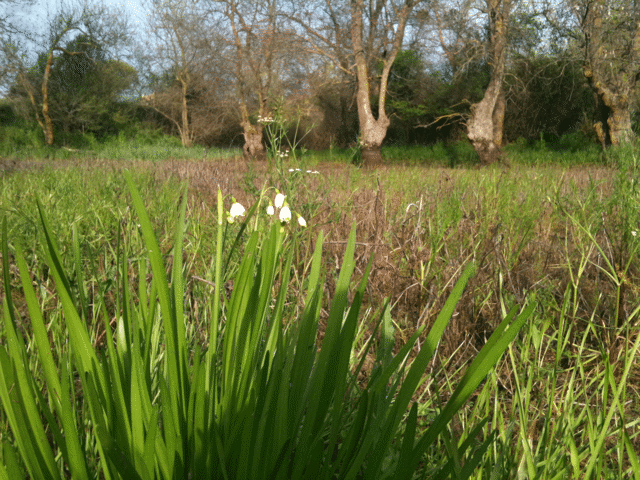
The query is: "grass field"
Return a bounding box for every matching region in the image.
[0,138,639,478]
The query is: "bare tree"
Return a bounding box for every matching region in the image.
[0,0,36,39]
[352,0,419,165]
[202,0,303,161]
[284,0,420,166]
[143,0,210,147]
[465,0,512,164]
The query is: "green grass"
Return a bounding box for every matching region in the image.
[0,125,242,160]
[1,143,640,478]
[2,123,611,167]
[0,168,529,478]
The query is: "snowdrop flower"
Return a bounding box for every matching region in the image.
[228,202,245,223]
[298,215,307,227]
[274,193,286,209]
[266,205,275,216]
[279,205,292,223]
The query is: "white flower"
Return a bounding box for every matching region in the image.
[274,193,286,209]
[298,215,307,227]
[266,205,275,216]
[279,205,292,223]
[632,230,637,237]
[228,202,245,223]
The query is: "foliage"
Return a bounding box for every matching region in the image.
[503,54,595,142]
[7,32,138,141]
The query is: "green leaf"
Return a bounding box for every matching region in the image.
[408,300,535,473]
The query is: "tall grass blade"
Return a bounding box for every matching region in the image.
[404,297,535,475]
[14,245,89,479]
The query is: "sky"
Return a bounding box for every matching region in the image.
[6,0,149,50]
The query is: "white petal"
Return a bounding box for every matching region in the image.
[279,206,291,223]
[298,216,307,227]
[229,202,245,218]
[266,205,275,216]
[274,193,286,209]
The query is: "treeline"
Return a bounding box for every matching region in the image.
[0,0,638,165]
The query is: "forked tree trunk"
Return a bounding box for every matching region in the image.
[350,0,412,168]
[240,120,266,161]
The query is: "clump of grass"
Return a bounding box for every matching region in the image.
[0,172,529,478]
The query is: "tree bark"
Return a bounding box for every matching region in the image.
[349,0,413,167]
[585,71,634,147]
[42,50,56,145]
[580,1,639,148]
[18,71,47,137]
[466,0,511,165]
[179,72,193,147]
[240,120,266,161]
[492,89,506,146]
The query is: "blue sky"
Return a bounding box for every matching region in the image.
[7,0,149,50]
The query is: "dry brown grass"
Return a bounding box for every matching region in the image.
[140,159,639,364]
[3,158,633,346]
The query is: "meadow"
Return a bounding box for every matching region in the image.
[0,135,639,478]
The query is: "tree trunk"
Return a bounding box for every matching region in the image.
[360,145,384,166]
[42,50,56,145]
[466,0,511,165]
[608,104,634,145]
[580,3,638,148]
[241,121,266,161]
[584,69,635,147]
[492,90,506,146]
[180,77,192,147]
[19,71,47,138]
[357,102,389,167]
[467,88,503,165]
[349,0,412,167]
